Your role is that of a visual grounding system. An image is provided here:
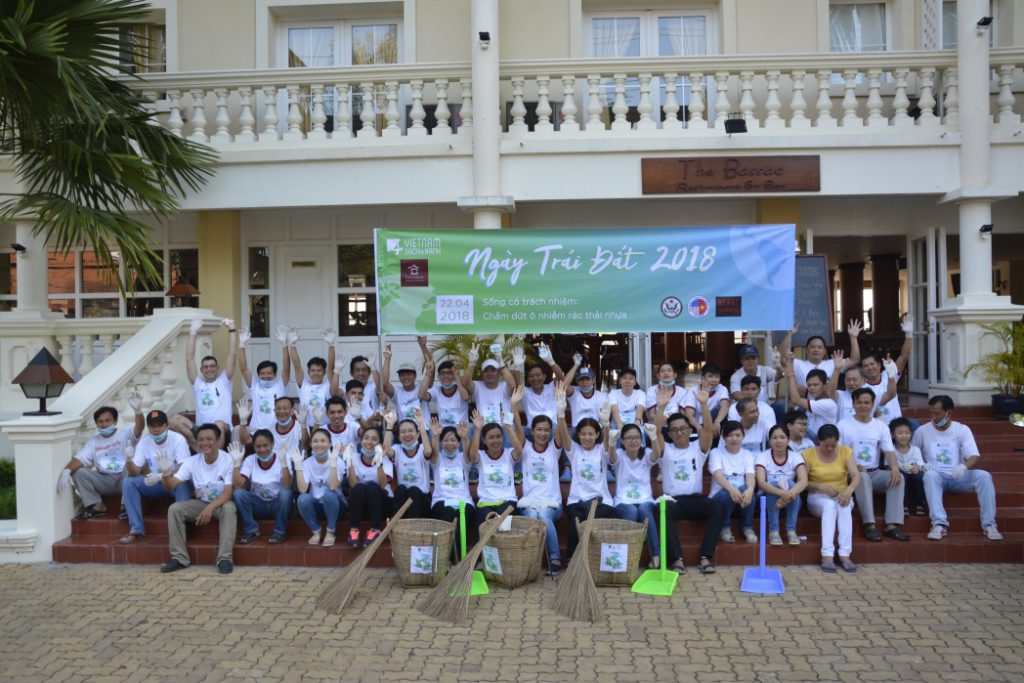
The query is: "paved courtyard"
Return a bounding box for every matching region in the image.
[0,563,1022,683]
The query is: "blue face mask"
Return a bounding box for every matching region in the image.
[442,447,459,459]
[440,381,457,390]
[259,378,274,390]
[934,415,950,428]
[312,449,329,461]
[579,385,594,396]
[98,425,117,438]
[659,379,675,387]
[276,417,293,427]
[401,441,418,453]
[152,431,168,444]
[256,452,275,463]
[360,446,375,458]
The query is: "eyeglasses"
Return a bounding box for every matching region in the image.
[667,427,689,434]
[622,435,642,441]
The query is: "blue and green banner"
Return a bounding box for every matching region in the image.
[375,225,795,334]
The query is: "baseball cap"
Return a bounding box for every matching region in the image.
[739,344,759,359]
[577,367,595,380]
[397,362,417,374]
[481,359,501,370]
[146,410,168,426]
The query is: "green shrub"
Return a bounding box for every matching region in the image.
[0,460,13,487]
[0,486,14,520]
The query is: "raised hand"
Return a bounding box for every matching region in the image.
[312,405,326,426]
[512,347,525,372]
[470,409,484,429]
[155,451,174,476]
[847,319,862,338]
[414,406,425,424]
[882,355,898,379]
[365,351,377,367]
[286,326,300,347]
[572,352,583,367]
[831,349,845,366]
[275,325,289,344]
[342,444,355,470]
[510,385,524,406]
[288,446,304,472]
[656,383,673,408]
[127,390,143,414]
[643,422,658,441]
[456,420,468,441]
[770,346,781,368]
[489,342,503,360]
[349,401,363,419]
[333,357,345,377]
[327,442,340,470]
[537,342,554,365]
[553,380,567,413]
[372,445,385,467]
[383,410,397,430]
[189,316,203,336]
[693,388,710,405]
[901,315,915,335]
[295,403,309,425]
[228,441,245,468]
[430,416,442,435]
[321,326,336,345]
[238,329,251,348]
[598,400,611,427]
[236,397,252,423]
[501,409,515,427]
[382,344,392,362]
[467,345,479,364]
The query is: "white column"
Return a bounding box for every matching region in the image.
[12,222,50,316]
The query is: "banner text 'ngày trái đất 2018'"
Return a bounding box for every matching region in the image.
[374,225,795,335]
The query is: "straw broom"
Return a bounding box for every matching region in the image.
[552,500,602,622]
[317,498,413,614]
[419,505,514,624]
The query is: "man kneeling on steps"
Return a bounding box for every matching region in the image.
[159,423,237,574]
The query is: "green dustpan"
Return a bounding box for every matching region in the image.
[460,501,489,596]
[631,498,679,597]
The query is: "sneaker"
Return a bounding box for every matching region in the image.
[559,469,572,483]
[546,559,563,576]
[743,528,758,544]
[239,531,260,545]
[308,531,322,546]
[983,524,1004,541]
[347,530,360,548]
[768,531,783,546]
[786,530,801,545]
[322,531,336,547]
[217,559,233,575]
[159,559,187,573]
[719,528,735,543]
[363,529,381,548]
[927,524,948,541]
[268,533,286,544]
[914,505,927,516]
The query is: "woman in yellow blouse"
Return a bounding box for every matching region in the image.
[803,423,861,573]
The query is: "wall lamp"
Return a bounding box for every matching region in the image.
[977,16,993,35]
[979,224,993,239]
[478,31,490,49]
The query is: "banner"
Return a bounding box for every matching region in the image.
[375,225,795,334]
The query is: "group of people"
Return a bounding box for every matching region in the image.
[57,315,1003,575]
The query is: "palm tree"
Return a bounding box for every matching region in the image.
[0,0,217,292]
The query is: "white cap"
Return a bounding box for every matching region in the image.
[481,359,501,370]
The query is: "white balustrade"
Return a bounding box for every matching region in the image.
[763,70,783,129]
[357,82,376,138]
[459,78,473,134]
[815,70,837,127]
[943,67,959,129]
[237,87,256,142]
[260,86,279,143]
[187,89,208,142]
[212,88,232,142]
[892,68,912,127]
[382,81,401,138]
[790,70,810,128]
[636,74,655,131]
[284,85,303,141]
[535,76,554,132]
[866,69,885,127]
[585,75,604,132]
[996,65,1020,124]
[309,84,328,140]
[408,80,426,136]
[663,73,681,131]
[166,90,184,137]
[509,77,528,134]
[714,72,731,129]
[918,68,939,126]
[689,73,706,128]
[560,75,578,132]
[841,69,862,127]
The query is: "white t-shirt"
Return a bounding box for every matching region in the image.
[350,451,393,494]
[565,442,613,506]
[660,441,709,497]
[683,384,730,423]
[729,365,778,402]
[708,446,756,498]
[472,380,511,425]
[428,385,469,428]
[521,440,561,506]
[895,445,925,471]
[133,431,191,473]
[476,447,517,503]
[248,378,287,430]
[789,437,816,455]
[837,389,886,423]
[793,358,836,388]
[567,387,607,428]
[271,422,303,471]
[865,371,902,421]
[239,453,288,501]
[806,396,838,439]
[324,423,356,453]
[175,451,233,503]
[645,384,687,417]
[727,400,777,428]
[735,417,772,454]
[838,417,895,470]
[298,379,331,428]
[361,379,380,417]
[755,449,806,490]
[75,426,136,475]
[193,372,232,426]
[523,383,557,427]
[613,449,655,506]
[393,443,430,492]
[911,421,980,478]
[608,388,645,428]
[432,453,472,507]
[302,455,337,500]
[391,383,427,421]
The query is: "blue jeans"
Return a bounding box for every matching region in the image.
[763,492,801,533]
[710,484,755,531]
[233,487,293,536]
[121,475,191,535]
[923,469,996,529]
[520,505,563,561]
[296,490,345,533]
[615,501,659,557]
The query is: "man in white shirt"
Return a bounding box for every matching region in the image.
[861,321,915,426]
[839,387,908,542]
[171,316,237,449]
[914,395,1002,542]
[783,362,837,442]
[57,402,143,520]
[730,397,771,453]
[420,358,471,429]
[779,320,862,394]
[729,344,780,406]
[289,326,336,430]
[727,376,777,428]
[159,423,237,574]
[382,341,432,422]
[237,325,291,433]
[521,341,566,433]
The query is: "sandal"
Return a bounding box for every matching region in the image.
[670,560,686,575]
[78,507,107,520]
[118,532,142,545]
[821,559,837,573]
[838,558,858,573]
[697,557,716,574]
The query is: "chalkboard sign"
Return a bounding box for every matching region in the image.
[772,254,833,347]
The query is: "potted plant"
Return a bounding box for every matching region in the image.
[965,318,1024,419]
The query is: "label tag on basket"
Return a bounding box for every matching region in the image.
[482,545,503,575]
[499,516,513,532]
[410,545,434,574]
[599,543,628,573]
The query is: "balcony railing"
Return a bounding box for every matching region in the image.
[130,49,1024,149]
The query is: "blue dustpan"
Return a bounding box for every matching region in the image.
[740,496,785,594]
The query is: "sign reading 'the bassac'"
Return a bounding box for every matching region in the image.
[374,225,795,335]
[641,156,820,194]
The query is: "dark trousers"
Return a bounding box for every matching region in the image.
[394,485,430,520]
[430,500,475,527]
[349,482,386,529]
[664,495,727,562]
[475,500,517,528]
[566,500,619,560]
[904,471,926,510]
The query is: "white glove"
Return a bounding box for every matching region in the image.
[771,346,781,368]
[312,405,326,426]
[882,357,898,380]
[655,494,677,504]
[333,358,345,377]
[127,390,143,414]
[228,441,245,468]
[922,463,935,473]
[538,342,554,365]
[287,326,300,347]
[144,472,162,486]
[644,423,658,441]
[328,444,340,470]
[951,464,966,480]
[349,401,362,419]
[384,410,397,430]
[468,346,479,364]
[572,352,583,367]
[608,429,619,442]
[57,468,72,493]
[321,326,336,345]
[555,395,567,414]
[275,325,289,344]
[489,343,503,359]
[598,401,611,427]
[238,329,251,348]
[342,444,355,470]
[901,316,915,335]
[372,445,385,467]
[365,351,377,366]
[222,318,235,330]
[189,316,203,336]
[512,347,525,372]
[899,463,913,474]
[155,451,174,476]
[236,398,252,423]
[501,409,515,427]
[295,404,309,425]
[125,444,135,465]
[289,446,304,472]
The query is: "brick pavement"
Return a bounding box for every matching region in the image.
[0,563,1022,683]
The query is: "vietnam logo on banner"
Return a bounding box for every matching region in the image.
[374,225,795,334]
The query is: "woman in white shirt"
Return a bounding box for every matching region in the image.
[386,409,433,520]
[295,428,343,548]
[516,411,565,574]
[467,391,524,528]
[231,429,293,545]
[708,420,758,544]
[755,425,808,546]
[609,403,667,568]
[346,425,392,548]
[429,420,474,525]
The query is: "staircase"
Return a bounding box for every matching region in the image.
[53,406,1023,568]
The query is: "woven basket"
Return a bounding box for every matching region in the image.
[390,518,455,587]
[477,513,546,589]
[580,518,648,586]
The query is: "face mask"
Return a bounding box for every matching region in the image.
[442,447,459,459]
[441,381,456,390]
[153,432,168,444]
[98,425,117,438]
[276,417,293,427]
[579,385,594,396]
[312,449,329,461]
[934,415,950,428]
[360,447,375,458]
[256,452,275,463]
[659,379,675,387]
[401,442,418,452]
[259,378,274,390]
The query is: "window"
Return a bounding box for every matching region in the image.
[248,247,271,338]
[941,1,994,49]
[119,23,167,73]
[0,252,15,312]
[337,245,377,337]
[830,2,887,52]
